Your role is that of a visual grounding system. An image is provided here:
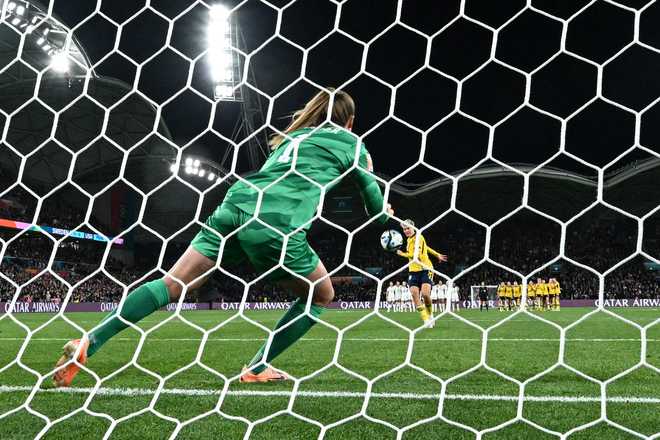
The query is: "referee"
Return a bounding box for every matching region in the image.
[478,282,489,311]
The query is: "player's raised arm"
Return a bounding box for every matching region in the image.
[426,244,448,262]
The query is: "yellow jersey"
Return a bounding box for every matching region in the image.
[399,233,441,272]
[538,283,549,295]
[528,283,536,296]
[497,285,506,296]
[504,286,513,297]
[549,282,561,295]
[513,285,521,297]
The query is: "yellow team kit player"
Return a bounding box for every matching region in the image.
[527,280,537,309]
[537,278,549,311]
[396,219,447,327]
[548,277,561,311]
[512,281,521,309]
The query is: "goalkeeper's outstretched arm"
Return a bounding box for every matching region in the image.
[351,146,393,223]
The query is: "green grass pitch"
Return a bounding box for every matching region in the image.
[0,307,659,439]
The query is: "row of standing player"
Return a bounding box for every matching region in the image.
[476,279,562,312]
[385,281,460,312]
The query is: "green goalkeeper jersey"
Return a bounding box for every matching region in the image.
[224,125,387,232]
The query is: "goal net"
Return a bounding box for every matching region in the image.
[0,0,659,439]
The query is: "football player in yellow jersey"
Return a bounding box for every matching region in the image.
[504,282,513,311]
[497,282,506,311]
[537,278,549,311]
[396,219,447,328]
[527,280,537,310]
[549,278,561,311]
[512,281,522,310]
[547,278,556,311]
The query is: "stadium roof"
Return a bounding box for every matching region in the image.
[0,0,172,195]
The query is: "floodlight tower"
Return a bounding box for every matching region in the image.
[208,3,268,171]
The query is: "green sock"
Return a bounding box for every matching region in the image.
[248,298,325,374]
[87,279,170,357]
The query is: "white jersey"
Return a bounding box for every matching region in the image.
[386,286,394,302]
[430,285,438,300]
[402,286,412,301]
[394,286,402,301]
[438,285,447,300]
[451,286,460,302]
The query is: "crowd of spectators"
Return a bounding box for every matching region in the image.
[0,194,657,305]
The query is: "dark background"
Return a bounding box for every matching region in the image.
[48,0,660,174]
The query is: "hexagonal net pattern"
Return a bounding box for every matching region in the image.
[0,0,659,439]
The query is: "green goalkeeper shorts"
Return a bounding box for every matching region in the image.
[190,202,319,281]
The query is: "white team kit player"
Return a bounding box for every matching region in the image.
[401,281,413,311]
[450,284,460,311]
[394,281,402,310]
[385,281,394,310]
[430,282,439,312]
[438,281,448,312]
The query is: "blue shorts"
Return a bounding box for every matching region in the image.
[408,270,433,289]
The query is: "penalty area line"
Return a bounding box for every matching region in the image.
[0,385,658,404]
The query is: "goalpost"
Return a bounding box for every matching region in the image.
[0,0,657,438]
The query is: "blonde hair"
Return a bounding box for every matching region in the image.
[401,219,415,228]
[269,88,355,149]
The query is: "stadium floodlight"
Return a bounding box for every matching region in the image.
[185,166,193,174]
[49,51,69,73]
[36,37,44,45]
[209,3,230,21]
[193,159,200,167]
[169,164,178,173]
[208,3,238,101]
[11,17,20,25]
[214,84,233,99]
[16,4,25,15]
[208,17,231,81]
[7,1,17,11]
[185,157,193,166]
[199,169,206,178]
[208,173,215,181]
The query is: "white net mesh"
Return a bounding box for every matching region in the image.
[0,0,659,438]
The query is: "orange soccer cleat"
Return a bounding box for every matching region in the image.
[239,365,289,383]
[52,338,89,388]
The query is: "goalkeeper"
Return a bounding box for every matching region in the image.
[52,89,394,386]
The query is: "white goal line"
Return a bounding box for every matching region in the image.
[0,337,656,342]
[0,385,657,404]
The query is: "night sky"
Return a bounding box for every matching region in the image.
[45,0,660,180]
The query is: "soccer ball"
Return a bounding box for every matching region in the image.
[380,229,403,251]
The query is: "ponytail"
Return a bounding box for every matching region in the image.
[269,88,355,149]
